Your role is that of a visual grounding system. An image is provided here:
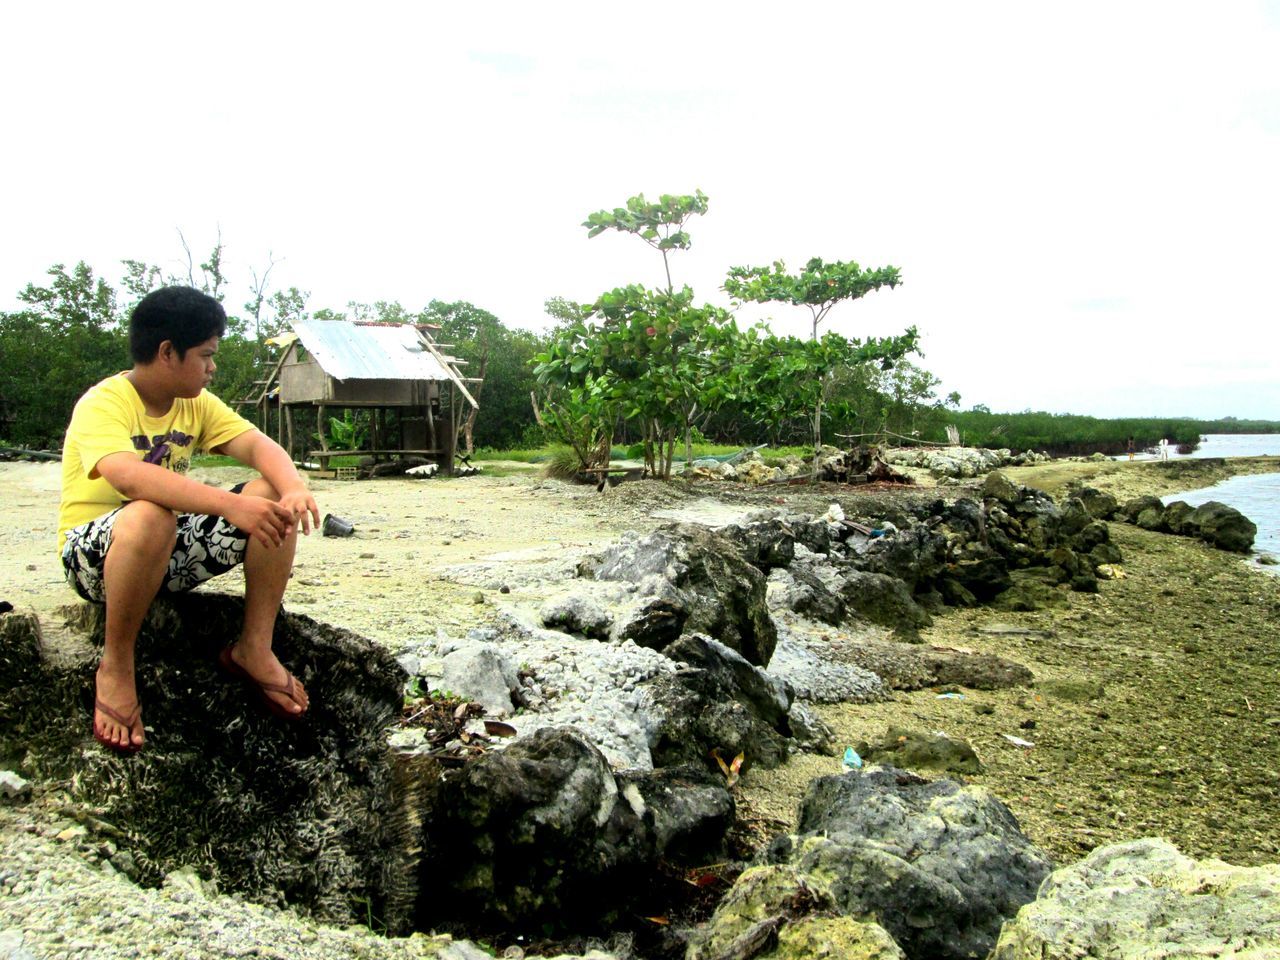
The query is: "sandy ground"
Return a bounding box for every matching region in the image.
[4,455,1279,872]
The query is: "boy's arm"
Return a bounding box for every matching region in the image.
[95,453,296,548]
[213,429,321,534]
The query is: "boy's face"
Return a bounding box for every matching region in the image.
[166,336,219,397]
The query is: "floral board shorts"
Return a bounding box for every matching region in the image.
[61,482,251,603]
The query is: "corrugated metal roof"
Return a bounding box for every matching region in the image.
[290,319,452,381]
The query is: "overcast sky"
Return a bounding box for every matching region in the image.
[3,2,1278,419]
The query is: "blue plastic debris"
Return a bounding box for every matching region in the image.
[936,692,965,699]
[842,746,863,770]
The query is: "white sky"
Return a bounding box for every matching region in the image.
[3,1,1279,419]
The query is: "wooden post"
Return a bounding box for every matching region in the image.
[317,404,330,471]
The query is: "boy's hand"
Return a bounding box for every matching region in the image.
[280,488,321,535]
[228,495,295,549]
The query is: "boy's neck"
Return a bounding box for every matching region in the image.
[126,367,177,418]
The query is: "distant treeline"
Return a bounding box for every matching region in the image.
[3,258,1278,459]
[946,410,1280,457]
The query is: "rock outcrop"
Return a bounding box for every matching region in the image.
[761,767,1054,960]
[1119,497,1257,552]
[990,838,1280,959]
[579,523,777,666]
[418,727,734,934]
[0,596,409,926]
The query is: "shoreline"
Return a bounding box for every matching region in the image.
[1,454,1279,956]
[744,456,1280,867]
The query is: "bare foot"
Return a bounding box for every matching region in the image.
[226,643,309,715]
[93,663,144,750]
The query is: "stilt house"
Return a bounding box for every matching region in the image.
[251,319,479,474]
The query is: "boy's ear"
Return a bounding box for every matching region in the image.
[157,340,177,363]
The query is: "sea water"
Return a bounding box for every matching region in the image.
[1161,472,1280,569]
[1120,433,1280,460]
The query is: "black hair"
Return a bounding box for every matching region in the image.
[129,286,227,363]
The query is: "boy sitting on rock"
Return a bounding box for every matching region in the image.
[58,286,320,753]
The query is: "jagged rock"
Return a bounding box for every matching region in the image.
[764,767,1053,960]
[418,727,734,932]
[938,577,978,607]
[1161,499,1197,535]
[946,556,1013,602]
[646,633,793,770]
[983,471,1022,506]
[1136,505,1166,531]
[720,519,797,572]
[765,635,887,704]
[1190,500,1257,553]
[615,596,687,649]
[781,514,832,556]
[834,640,1034,691]
[766,567,845,625]
[990,838,1280,959]
[663,634,790,728]
[0,595,409,927]
[687,864,905,960]
[851,526,948,593]
[540,594,614,640]
[580,524,777,666]
[859,726,982,775]
[1075,487,1119,520]
[1121,495,1164,522]
[439,641,519,717]
[1057,498,1093,537]
[838,571,931,637]
[0,770,31,801]
[1069,520,1111,553]
[1088,541,1123,567]
[787,701,838,755]
[942,497,985,539]
[992,572,1069,612]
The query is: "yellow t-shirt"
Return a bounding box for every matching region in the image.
[58,373,256,552]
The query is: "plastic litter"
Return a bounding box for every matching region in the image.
[322,514,355,537]
[842,746,863,769]
[1001,734,1035,748]
[936,692,965,700]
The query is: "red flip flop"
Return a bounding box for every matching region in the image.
[92,699,144,754]
[218,646,307,720]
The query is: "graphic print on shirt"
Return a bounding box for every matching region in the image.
[131,430,196,473]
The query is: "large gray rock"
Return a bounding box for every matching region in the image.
[540,593,614,640]
[766,566,845,625]
[990,838,1280,959]
[1121,495,1164,523]
[438,640,520,717]
[1075,487,1119,520]
[1190,500,1257,553]
[764,767,1053,960]
[580,524,777,666]
[1161,499,1198,535]
[0,596,410,928]
[418,727,733,930]
[646,633,794,769]
[719,518,797,571]
[688,864,906,960]
[838,571,931,637]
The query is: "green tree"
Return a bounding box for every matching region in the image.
[724,256,905,466]
[0,263,127,447]
[583,189,709,293]
[725,329,919,466]
[420,299,543,452]
[724,257,902,341]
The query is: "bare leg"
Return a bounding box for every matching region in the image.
[96,501,177,749]
[225,477,309,714]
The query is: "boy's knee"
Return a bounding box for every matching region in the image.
[238,476,280,501]
[112,501,178,550]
